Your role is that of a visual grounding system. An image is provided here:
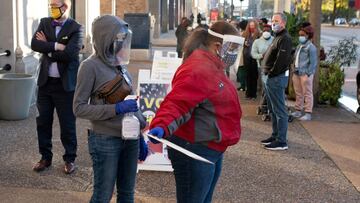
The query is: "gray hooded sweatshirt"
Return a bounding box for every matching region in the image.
[73,15,145,137]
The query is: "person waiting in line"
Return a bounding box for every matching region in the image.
[251,24,273,75]
[251,24,274,109]
[236,20,248,91]
[31,0,83,174]
[243,20,261,99]
[147,21,243,203]
[175,17,191,58]
[261,12,293,150]
[291,23,318,121]
[73,15,147,203]
[259,17,269,30]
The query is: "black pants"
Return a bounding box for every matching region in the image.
[36,78,77,163]
[244,57,259,98]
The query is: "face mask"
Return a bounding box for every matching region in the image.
[299,36,307,44]
[222,50,238,67]
[50,5,65,20]
[272,23,282,33]
[249,28,256,33]
[262,31,271,40]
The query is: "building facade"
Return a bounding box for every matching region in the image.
[0,0,101,74]
[0,0,200,74]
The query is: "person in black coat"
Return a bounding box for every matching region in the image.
[175,17,190,58]
[31,0,83,174]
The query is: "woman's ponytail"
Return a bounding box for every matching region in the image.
[182,28,208,60]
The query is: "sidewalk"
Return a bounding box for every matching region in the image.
[0,42,360,201]
[151,30,177,47]
[0,83,359,202]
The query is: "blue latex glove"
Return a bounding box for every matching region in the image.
[138,135,148,161]
[148,127,164,144]
[115,99,138,114]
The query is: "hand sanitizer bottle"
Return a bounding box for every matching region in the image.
[121,112,140,140]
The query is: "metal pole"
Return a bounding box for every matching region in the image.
[230,0,233,19]
[0,50,11,57]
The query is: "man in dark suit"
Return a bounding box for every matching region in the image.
[31,0,83,174]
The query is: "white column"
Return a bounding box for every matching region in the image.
[274,0,292,13]
[76,0,100,59]
[14,0,26,73]
[112,0,116,16]
[0,0,16,73]
[192,0,198,28]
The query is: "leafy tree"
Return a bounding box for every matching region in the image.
[322,0,350,24]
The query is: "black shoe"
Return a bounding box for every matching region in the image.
[261,137,275,145]
[64,162,76,174]
[264,141,288,151]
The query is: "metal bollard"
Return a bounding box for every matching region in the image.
[0,50,11,57]
[0,64,11,71]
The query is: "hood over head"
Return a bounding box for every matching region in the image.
[92,15,132,66]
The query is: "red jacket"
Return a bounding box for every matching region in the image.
[150,49,242,152]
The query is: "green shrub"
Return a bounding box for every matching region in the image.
[319,62,345,105]
[327,37,358,67]
[318,37,357,105]
[284,12,307,47]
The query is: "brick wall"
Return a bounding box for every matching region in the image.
[100,0,148,18]
[100,0,112,14]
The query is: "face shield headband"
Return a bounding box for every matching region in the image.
[112,28,132,66]
[208,29,244,67]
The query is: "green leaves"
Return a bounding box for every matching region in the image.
[327,37,358,67]
[319,62,345,105]
[284,11,307,47]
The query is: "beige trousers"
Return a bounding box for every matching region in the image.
[292,74,314,113]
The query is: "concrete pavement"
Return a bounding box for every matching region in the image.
[0,87,359,202]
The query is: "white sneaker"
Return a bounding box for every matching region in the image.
[291,111,302,118]
[299,113,312,121]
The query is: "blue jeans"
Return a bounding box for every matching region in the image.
[167,136,224,203]
[88,130,139,203]
[265,74,289,144]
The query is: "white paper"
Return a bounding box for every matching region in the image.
[145,133,214,165]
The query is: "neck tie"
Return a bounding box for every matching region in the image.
[51,21,63,27]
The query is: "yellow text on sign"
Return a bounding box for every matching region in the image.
[143,98,164,109]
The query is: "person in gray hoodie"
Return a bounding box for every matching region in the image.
[73,15,147,203]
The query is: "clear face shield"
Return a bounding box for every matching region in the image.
[112,28,132,66]
[208,29,244,67]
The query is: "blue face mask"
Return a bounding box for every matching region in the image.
[272,23,282,33]
[299,36,307,44]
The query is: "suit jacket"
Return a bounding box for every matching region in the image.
[31,17,84,92]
